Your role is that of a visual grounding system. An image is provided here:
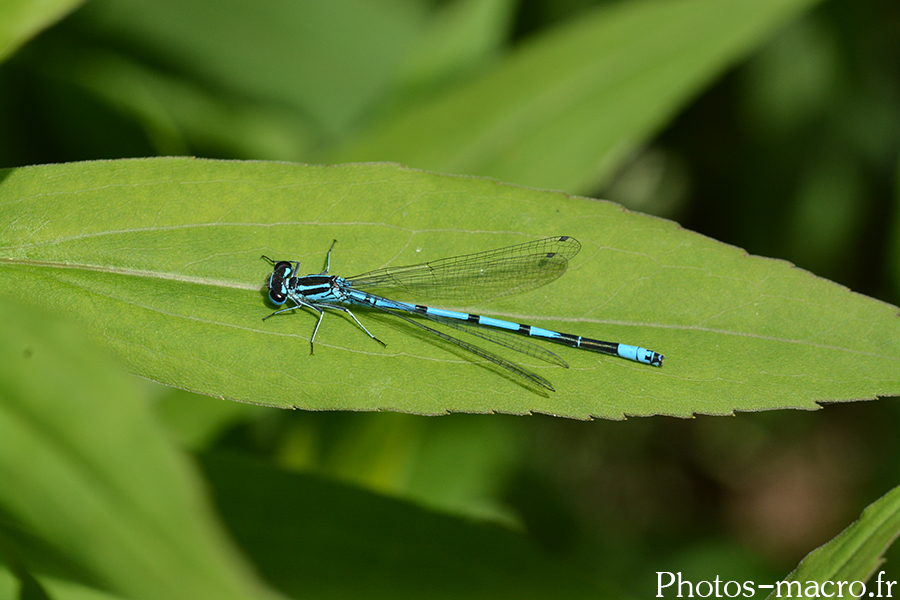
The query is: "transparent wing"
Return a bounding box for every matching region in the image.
[427,316,569,368]
[370,303,557,392]
[347,236,581,303]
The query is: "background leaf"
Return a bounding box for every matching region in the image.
[334,0,823,193]
[0,158,897,419]
[0,0,83,63]
[768,484,900,599]
[70,0,427,137]
[0,294,275,600]
[5,0,825,198]
[201,452,615,600]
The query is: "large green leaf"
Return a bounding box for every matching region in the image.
[335,0,824,193]
[0,294,276,599]
[1,158,898,419]
[767,484,900,600]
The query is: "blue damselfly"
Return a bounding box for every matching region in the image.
[262,236,663,391]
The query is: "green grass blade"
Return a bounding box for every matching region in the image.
[768,485,900,600]
[0,294,275,600]
[1,158,898,419]
[335,0,823,193]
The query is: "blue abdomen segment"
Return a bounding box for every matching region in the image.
[617,344,664,366]
[526,326,562,339]
[476,316,524,331]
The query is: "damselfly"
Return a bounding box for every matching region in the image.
[262,236,663,391]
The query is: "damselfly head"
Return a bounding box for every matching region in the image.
[272,261,293,278]
[267,261,294,305]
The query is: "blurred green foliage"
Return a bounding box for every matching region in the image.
[1,0,899,598]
